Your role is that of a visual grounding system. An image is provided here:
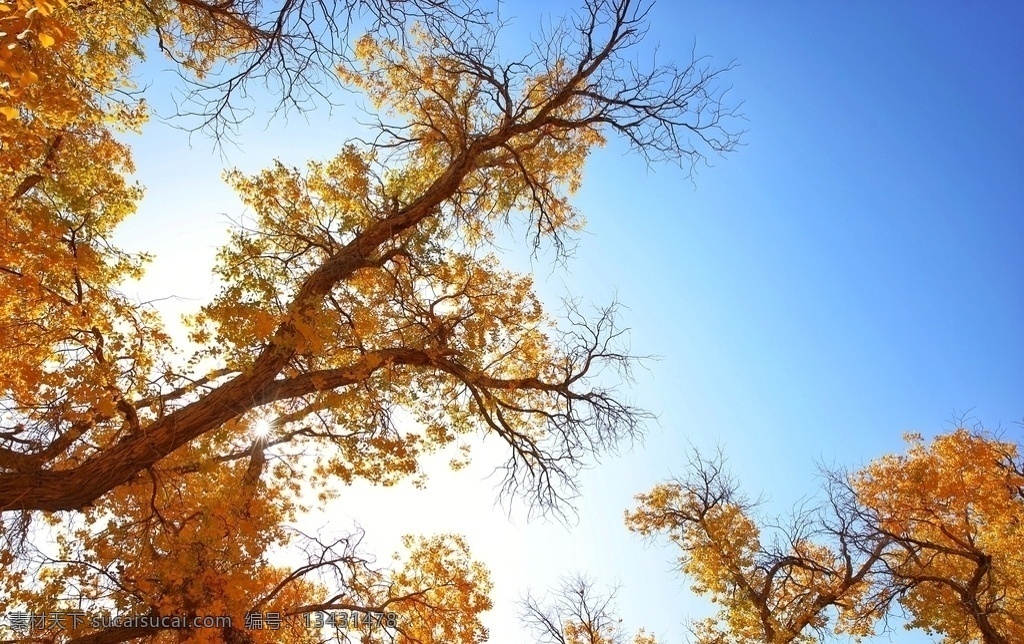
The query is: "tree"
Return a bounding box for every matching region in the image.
[518,574,658,644]
[625,426,1024,644]
[625,447,887,644]
[851,428,1024,644]
[0,0,741,641]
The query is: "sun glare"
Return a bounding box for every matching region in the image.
[252,418,273,439]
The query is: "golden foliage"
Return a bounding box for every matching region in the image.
[853,429,1024,644]
[627,429,1024,643]
[626,470,867,643]
[1,0,741,640]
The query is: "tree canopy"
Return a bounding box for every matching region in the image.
[518,575,658,644]
[0,0,740,641]
[626,426,1024,644]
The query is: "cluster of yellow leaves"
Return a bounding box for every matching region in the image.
[1,0,165,473]
[3,412,495,643]
[628,479,871,643]
[4,429,297,640]
[625,485,795,643]
[149,1,262,80]
[1,0,312,446]
[0,0,64,108]
[632,629,659,644]
[339,29,604,245]
[383,534,493,643]
[562,621,658,644]
[628,429,1024,643]
[183,137,576,497]
[853,430,1024,643]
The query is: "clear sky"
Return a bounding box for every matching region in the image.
[113,0,1023,641]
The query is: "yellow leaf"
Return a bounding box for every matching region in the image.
[0,106,18,119]
[38,32,55,48]
[34,0,55,16]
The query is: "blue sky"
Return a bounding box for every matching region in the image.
[115,0,1023,641]
[562,0,1024,471]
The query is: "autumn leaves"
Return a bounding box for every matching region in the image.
[625,429,1024,643]
[1,0,1016,641]
[0,0,739,641]
[1,0,63,113]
